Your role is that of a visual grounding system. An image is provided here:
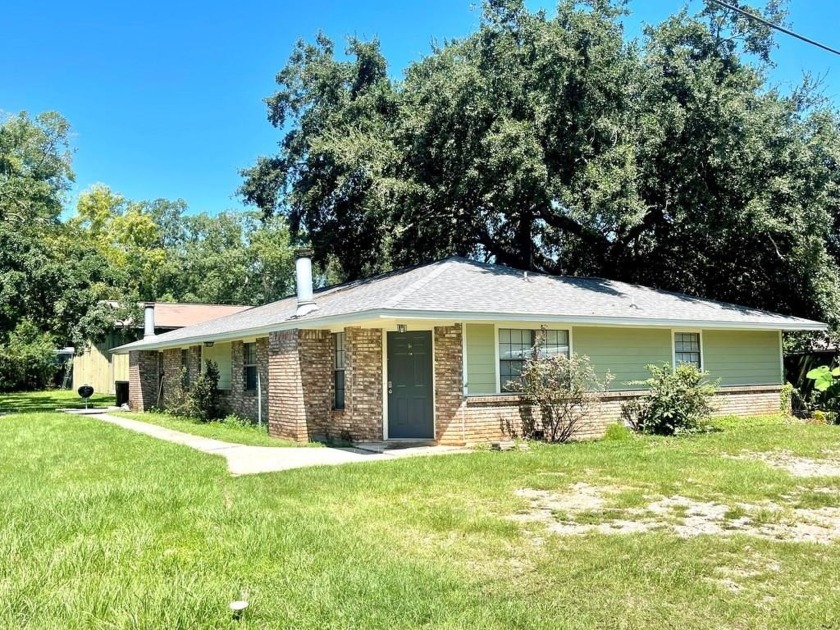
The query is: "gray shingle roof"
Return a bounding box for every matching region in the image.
[113,257,825,353]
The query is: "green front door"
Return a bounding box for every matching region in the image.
[387,331,434,439]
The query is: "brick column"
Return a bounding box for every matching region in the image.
[267,330,331,441]
[268,330,307,440]
[434,324,465,444]
[299,330,332,438]
[129,350,159,411]
[345,327,383,442]
[161,348,182,408]
[188,345,202,384]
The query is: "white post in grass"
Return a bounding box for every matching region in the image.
[257,370,262,429]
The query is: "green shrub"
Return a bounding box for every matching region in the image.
[779,382,795,415]
[517,346,611,443]
[188,361,221,422]
[621,363,718,436]
[809,410,829,425]
[0,321,58,392]
[604,423,632,441]
[804,365,840,419]
[165,362,221,422]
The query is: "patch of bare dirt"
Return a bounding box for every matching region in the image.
[513,484,840,544]
[705,554,782,595]
[726,450,840,478]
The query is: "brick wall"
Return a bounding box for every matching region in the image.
[713,386,784,417]
[434,325,464,444]
[128,350,159,411]
[451,386,784,446]
[224,339,269,422]
[344,327,383,442]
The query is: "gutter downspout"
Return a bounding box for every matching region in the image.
[257,370,262,429]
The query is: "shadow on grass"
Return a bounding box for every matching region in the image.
[0,390,116,413]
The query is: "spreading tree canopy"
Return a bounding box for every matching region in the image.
[240,0,840,329]
[0,112,122,346]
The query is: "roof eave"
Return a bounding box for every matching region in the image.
[110,308,826,354]
[376,309,828,331]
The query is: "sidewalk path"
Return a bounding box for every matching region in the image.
[69,411,468,475]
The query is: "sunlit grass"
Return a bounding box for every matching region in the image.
[111,410,321,448]
[2,412,840,627]
[0,389,114,413]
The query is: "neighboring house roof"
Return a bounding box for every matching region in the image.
[113,257,826,353]
[108,302,250,330]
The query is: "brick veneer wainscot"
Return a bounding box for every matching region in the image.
[456,387,784,445]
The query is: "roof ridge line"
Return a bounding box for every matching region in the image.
[382,259,452,309]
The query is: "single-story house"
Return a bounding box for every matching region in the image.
[113,254,825,444]
[73,301,248,400]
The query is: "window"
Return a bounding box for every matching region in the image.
[499,328,570,392]
[181,349,189,386]
[674,332,701,369]
[243,343,258,391]
[333,332,346,410]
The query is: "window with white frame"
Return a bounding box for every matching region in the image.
[674,332,701,368]
[333,332,346,410]
[499,328,570,391]
[243,342,258,391]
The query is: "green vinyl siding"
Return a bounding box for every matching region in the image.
[465,324,496,394]
[202,342,233,390]
[573,327,672,390]
[703,330,781,386]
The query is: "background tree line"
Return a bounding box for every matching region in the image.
[241,0,840,337]
[0,111,297,390]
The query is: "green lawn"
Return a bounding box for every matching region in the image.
[111,410,321,448]
[3,412,840,628]
[0,389,115,413]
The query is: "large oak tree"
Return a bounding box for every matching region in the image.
[240,0,840,328]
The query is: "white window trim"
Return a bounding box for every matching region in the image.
[493,323,501,394]
[494,325,574,394]
[778,330,785,385]
[243,342,258,391]
[461,321,468,396]
[332,331,346,410]
[671,329,704,370]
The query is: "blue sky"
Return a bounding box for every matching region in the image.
[2,1,838,216]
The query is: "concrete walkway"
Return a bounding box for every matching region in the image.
[68,410,469,475]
